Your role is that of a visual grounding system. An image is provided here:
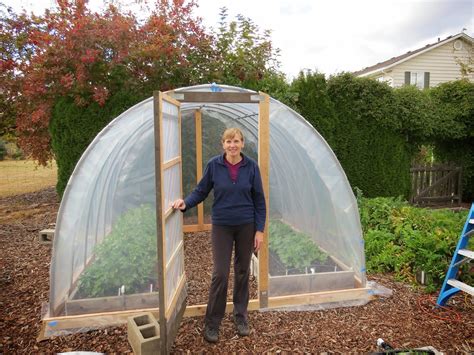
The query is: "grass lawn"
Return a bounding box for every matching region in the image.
[0,159,57,197]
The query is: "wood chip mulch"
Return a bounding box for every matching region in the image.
[0,188,473,353]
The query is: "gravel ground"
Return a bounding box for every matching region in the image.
[0,188,473,353]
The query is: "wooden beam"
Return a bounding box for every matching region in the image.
[165,274,186,319]
[162,93,181,106]
[258,92,270,308]
[154,91,168,352]
[164,207,174,220]
[195,109,204,229]
[39,308,161,341]
[165,241,184,270]
[170,92,262,104]
[39,299,260,340]
[163,156,181,170]
[268,287,372,309]
[183,224,212,233]
[417,196,461,202]
[65,292,159,316]
[184,299,260,317]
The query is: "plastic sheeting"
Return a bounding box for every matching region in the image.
[161,98,185,310]
[49,84,366,317]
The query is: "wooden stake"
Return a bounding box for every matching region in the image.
[195,109,204,230]
[258,92,270,308]
[153,91,167,352]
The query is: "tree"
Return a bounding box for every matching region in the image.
[0,4,36,138]
[2,0,214,165]
[211,7,282,90]
[1,1,285,195]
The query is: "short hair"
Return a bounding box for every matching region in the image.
[221,127,244,142]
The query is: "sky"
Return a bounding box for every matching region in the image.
[2,0,473,79]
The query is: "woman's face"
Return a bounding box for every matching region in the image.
[222,134,244,159]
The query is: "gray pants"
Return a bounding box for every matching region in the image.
[204,223,255,329]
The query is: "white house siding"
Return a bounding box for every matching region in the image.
[389,38,473,87]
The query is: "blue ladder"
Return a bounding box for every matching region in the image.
[437,203,474,306]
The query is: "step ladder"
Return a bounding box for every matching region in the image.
[437,203,474,306]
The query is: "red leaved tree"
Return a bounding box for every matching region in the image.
[2,0,215,164]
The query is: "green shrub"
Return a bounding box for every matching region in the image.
[326,73,413,198]
[50,89,144,197]
[75,205,158,298]
[359,197,472,291]
[429,80,474,200]
[290,71,338,148]
[269,220,327,270]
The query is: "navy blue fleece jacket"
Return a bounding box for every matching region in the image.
[184,153,266,232]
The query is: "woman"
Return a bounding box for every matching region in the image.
[171,127,266,343]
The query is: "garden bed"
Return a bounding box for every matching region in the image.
[65,292,160,316]
[266,250,356,296]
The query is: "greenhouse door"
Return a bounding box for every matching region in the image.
[154,91,186,353]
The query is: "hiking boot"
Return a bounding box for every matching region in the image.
[203,325,219,343]
[233,316,250,336]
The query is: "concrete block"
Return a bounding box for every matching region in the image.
[39,229,55,244]
[127,312,161,355]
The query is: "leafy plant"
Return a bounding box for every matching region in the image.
[269,220,327,270]
[75,205,158,298]
[358,197,472,291]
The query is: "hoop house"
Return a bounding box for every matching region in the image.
[42,84,369,346]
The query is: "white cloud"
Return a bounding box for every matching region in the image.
[3,0,473,79]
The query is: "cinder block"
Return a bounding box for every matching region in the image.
[39,229,55,244]
[127,312,161,355]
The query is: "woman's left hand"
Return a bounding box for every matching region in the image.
[254,231,264,252]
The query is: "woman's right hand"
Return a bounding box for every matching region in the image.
[171,199,186,211]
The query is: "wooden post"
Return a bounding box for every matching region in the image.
[153,91,167,351]
[258,92,270,308]
[195,109,204,230]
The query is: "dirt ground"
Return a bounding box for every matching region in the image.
[0,188,473,353]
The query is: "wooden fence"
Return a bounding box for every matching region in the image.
[410,164,462,205]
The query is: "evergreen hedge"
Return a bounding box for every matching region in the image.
[50,89,144,196]
[291,72,414,198]
[328,73,413,197]
[291,72,473,200]
[430,80,474,200]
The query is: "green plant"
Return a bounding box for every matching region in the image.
[359,197,472,291]
[325,73,413,198]
[75,205,158,298]
[50,89,144,197]
[269,220,328,270]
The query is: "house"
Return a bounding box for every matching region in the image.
[354,32,473,88]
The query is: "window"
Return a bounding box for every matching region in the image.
[405,71,430,89]
[410,71,424,89]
